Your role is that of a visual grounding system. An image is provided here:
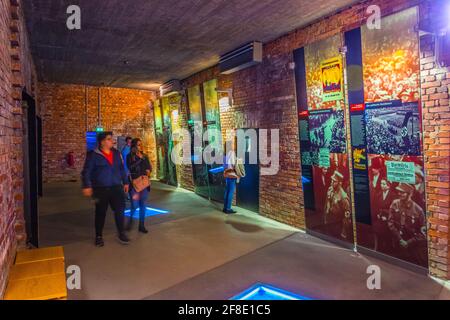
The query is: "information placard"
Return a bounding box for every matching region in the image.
[318,148,330,168]
[386,161,416,184]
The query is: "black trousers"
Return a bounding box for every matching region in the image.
[93,186,125,237]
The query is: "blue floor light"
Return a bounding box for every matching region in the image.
[231,283,311,300]
[124,207,170,218]
[209,166,225,174]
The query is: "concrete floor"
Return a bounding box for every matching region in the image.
[38,181,450,300]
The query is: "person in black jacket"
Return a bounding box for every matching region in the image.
[126,138,152,233]
[81,132,130,247]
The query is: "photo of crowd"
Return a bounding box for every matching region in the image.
[366,104,421,156]
[362,7,420,104]
[305,34,344,110]
[309,110,346,153]
[311,153,353,242]
[367,154,427,267]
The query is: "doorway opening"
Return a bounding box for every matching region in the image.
[22,90,42,248]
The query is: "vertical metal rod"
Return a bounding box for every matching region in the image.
[340,34,358,252]
[98,87,101,126]
[85,86,88,131]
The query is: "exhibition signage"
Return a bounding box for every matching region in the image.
[321,56,344,102]
[386,161,416,184]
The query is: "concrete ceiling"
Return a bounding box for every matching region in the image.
[24,0,360,90]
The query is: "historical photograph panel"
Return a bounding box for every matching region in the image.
[366,103,421,156]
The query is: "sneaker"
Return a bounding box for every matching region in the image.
[95,236,104,247]
[223,209,237,214]
[118,233,130,245]
[139,226,148,234]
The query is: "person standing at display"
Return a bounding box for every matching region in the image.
[223,140,244,214]
[388,183,427,265]
[121,136,133,203]
[121,136,132,174]
[82,132,130,247]
[127,138,152,233]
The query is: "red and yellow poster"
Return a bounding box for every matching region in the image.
[321,56,344,102]
[305,34,344,110]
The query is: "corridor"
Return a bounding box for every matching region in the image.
[39,182,449,300]
[2,0,450,306]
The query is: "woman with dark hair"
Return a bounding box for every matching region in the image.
[126,138,152,233]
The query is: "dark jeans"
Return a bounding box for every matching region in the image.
[130,187,149,226]
[223,178,237,211]
[93,186,126,237]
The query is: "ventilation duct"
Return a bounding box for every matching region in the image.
[219,41,263,75]
[160,80,181,97]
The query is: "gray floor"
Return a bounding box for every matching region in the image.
[38,181,450,300]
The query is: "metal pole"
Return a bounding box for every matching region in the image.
[85,86,88,131]
[340,34,358,253]
[98,87,101,126]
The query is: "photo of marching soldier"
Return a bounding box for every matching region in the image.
[311,153,353,242]
[324,170,352,240]
[368,155,427,267]
[388,183,427,267]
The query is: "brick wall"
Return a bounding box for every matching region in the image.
[179,0,422,229]
[177,0,450,279]
[39,82,157,183]
[229,48,303,228]
[420,33,450,279]
[0,0,36,298]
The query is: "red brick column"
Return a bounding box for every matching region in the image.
[420,34,450,279]
[0,0,36,297]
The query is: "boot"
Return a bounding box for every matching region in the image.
[139,225,148,234]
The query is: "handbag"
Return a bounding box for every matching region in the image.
[235,158,246,178]
[132,175,150,193]
[224,168,238,179]
[129,155,150,192]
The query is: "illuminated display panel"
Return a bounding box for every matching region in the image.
[302,34,355,244]
[351,7,427,268]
